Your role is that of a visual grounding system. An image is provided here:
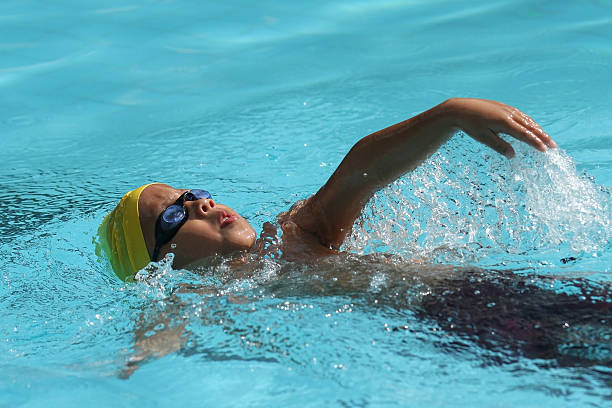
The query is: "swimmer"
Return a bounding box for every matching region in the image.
[98,98,557,280]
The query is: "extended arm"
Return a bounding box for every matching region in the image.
[290,98,556,249]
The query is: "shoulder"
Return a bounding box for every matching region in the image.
[276,198,337,259]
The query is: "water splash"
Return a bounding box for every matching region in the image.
[133,252,285,301]
[344,136,611,270]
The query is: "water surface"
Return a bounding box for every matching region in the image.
[1,0,611,406]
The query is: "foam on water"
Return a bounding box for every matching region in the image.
[345,135,611,271]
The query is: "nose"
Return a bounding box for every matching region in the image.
[203,198,215,211]
[188,198,215,217]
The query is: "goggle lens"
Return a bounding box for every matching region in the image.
[161,205,186,226]
[188,189,212,200]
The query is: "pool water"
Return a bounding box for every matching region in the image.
[1,0,611,406]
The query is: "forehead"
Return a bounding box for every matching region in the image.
[137,183,188,255]
[138,183,186,219]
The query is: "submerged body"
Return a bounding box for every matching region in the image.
[121,254,612,379]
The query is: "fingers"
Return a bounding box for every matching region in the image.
[472,129,515,159]
[511,109,557,148]
[450,98,558,156]
[512,122,548,152]
[497,108,557,153]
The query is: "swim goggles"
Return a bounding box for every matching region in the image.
[152,189,212,261]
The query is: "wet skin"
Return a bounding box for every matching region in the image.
[138,183,257,269]
[137,184,336,269]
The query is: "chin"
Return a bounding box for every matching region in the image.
[234,225,257,250]
[230,220,257,250]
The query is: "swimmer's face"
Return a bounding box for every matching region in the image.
[138,183,257,268]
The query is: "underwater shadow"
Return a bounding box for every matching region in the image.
[413,268,612,368]
[264,256,612,369]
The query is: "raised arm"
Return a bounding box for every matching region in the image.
[289,98,556,249]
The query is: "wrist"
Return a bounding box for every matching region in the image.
[431,98,463,133]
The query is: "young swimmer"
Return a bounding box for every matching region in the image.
[98,98,557,280]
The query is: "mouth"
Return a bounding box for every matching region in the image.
[219,210,238,228]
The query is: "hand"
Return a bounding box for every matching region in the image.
[443,98,557,158]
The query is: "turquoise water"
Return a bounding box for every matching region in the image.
[1,0,612,406]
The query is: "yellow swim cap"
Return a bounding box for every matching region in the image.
[97,184,154,281]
